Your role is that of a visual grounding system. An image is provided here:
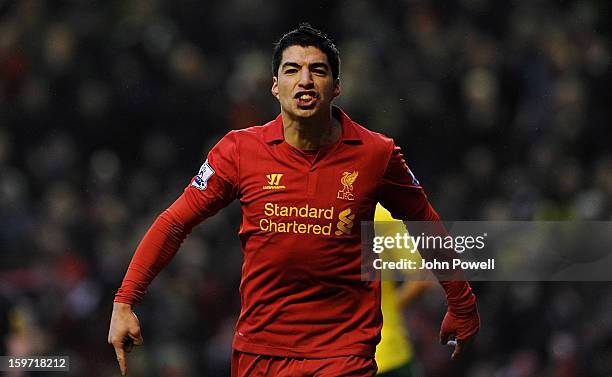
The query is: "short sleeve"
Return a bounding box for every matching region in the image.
[378,142,439,221]
[183,130,240,219]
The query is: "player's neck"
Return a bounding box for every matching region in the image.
[281,109,341,151]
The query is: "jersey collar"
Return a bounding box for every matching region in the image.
[263,106,363,145]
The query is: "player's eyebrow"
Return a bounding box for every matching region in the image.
[309,62,329,71]
[281,62,330,71]
[281,62,301,70]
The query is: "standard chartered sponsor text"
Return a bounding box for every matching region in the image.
[260,202,335,235]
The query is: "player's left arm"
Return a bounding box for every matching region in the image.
[377,141,480,360]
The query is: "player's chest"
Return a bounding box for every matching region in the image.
[238,147,381,209]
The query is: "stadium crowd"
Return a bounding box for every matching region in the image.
[1,0,611,376]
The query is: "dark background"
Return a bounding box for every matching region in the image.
[1,0,611,376]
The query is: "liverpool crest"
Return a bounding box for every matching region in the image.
[337,171,358,201]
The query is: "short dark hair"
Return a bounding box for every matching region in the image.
[272,23,340,79]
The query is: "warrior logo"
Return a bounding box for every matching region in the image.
[263,173,285,190]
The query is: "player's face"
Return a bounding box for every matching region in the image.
[271,45,340,120]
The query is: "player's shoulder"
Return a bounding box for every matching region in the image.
[352,121,395,144]
[221,125,262,139]
[337,106,395,148]
[348,119,397,155]
[222,118,278,143]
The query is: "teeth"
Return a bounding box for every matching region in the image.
[299,94,313,100]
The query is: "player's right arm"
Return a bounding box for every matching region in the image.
[108,302,143,376]
[108,131,240,375]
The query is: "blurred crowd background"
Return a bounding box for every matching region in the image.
[1,0,611,376]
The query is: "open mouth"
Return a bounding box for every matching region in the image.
[294,91,318,108]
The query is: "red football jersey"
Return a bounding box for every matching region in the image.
[115,106,440,358]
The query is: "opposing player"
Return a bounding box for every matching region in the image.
[108,23,479,376]
[374,203,434,377]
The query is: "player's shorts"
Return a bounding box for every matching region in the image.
[231,349,378,377]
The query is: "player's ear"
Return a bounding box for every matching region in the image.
[332,78,341,98]
[271,77,279,99]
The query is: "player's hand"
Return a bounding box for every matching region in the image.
[108,302,144,376]
[439,307,479,360]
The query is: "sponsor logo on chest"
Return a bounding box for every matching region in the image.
[263,173,286,190]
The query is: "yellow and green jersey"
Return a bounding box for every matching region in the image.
[374,203,421,373]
